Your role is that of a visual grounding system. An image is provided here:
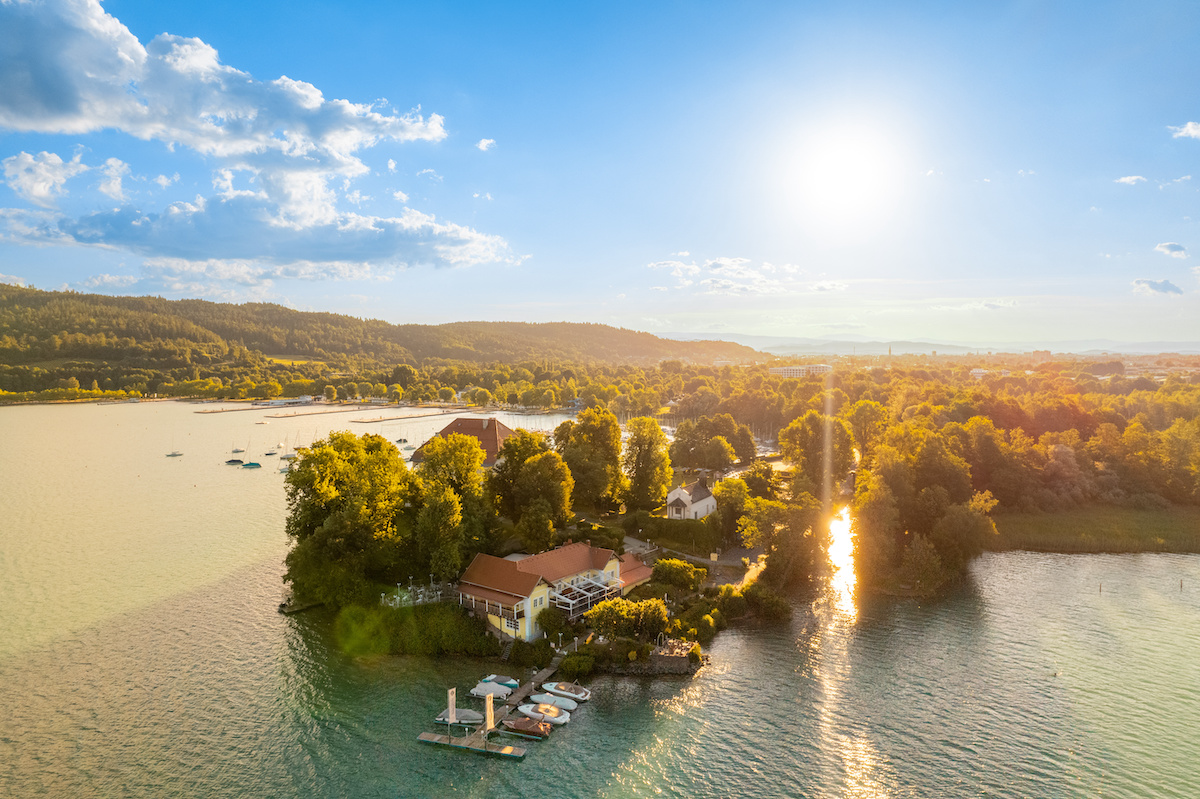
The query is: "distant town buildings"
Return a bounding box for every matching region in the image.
[768,364,832,379]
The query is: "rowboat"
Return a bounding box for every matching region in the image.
[528,693,577,711]
[518,703,569,725]
[542,681,591,702]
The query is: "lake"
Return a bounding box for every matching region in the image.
[1,402,1197,797]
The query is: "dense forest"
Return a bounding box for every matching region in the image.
[0,285,756,398]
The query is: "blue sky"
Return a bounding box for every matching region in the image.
[2,0,1199,345]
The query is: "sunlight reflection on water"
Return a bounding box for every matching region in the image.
[828,507,857,620]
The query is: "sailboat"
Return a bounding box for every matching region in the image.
[231,442,245,454]
[280,434,297,461]
[241,437,261,468]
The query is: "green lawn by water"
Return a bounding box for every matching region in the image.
[992,506,1200,553]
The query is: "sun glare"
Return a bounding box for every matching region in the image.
[782,122,908,235]
[828,507,857,619]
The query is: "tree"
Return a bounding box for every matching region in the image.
[490,430,551,520]
[514,451,574,526]
[622,416,672,511]
[712,477,750,545]
[416,433,485,503]
[516,497,556,553]
[417,482,464,581]
[779,411,854,504]
[701,436,736,472]
[283,432,416,605]
[843,399,888,461]
[555,407,625,509]
[742,461,781,500]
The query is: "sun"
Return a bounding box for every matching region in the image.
[781,121,909,235]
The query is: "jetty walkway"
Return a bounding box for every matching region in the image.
[417,650,569,759]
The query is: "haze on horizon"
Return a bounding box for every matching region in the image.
[1,0,1198,345]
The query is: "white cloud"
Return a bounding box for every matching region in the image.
[0,272,27,286]
[672,251,690,257]
[1132,279,1183,295]
[2,151,89,207]
[1169,122,1200,139]
[0,0,504,271]
[476,138,495,151]
[1114,175,1146,185]
[392,189,409,203]
[416,168,443,181]
[387,159,396,172]
[811,281,848,292]
[932,299,1018,312]
[472,192,492,200]
[344,190,367,206]
[1155,242,1187,259]
[154,172,180,189]
[1018,169,1036,177]
[98,157,130,200]
[82,273,138,288]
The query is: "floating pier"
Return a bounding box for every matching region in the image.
[416,650,569,759]
[417,731,526,759]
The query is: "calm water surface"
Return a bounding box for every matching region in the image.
[1,402,1198,797]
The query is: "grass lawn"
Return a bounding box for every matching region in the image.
[991,506,1200,553]
[264,354,328,368]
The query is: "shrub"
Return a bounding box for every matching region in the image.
[536,606,568,639]
[688,643,702,665]
[716,584,748,619]
[652,558,708,591]
[509,637,555,669]
[333,603,501,657]
[742,583,792,621]
[559,652,595,679]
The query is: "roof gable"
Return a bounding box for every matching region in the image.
[411,417,516,467]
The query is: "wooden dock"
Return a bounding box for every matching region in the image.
[417,731,526,759]
[417,650,569,759]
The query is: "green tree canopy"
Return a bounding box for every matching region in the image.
[622,416,672,511]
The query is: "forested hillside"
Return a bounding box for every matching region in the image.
[0,284,757,395]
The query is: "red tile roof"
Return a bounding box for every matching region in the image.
[515,541,616,584]
[410,417,516,467]
[619,552,653,589]
[459,553,543,600]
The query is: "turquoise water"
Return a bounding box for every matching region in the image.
[1,403,1198,797]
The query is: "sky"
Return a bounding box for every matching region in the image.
[2,0,1200,346]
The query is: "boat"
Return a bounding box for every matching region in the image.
[256,421,268,425]
[518,703,570,725]
[264,450,278,456]
[225,458,244,465]
[232,447,245,454]
[166,451,183,457]
[528,693,577,711]
[469,681,512,700]
[402,445,416,451]
[542,682,591,702]
[395,437,408,444]
[242,462,262,469]
[435,708,483,725]
[483,674,519,690]
[501,718,551,739]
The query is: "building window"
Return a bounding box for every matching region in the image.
[505,617,519,632]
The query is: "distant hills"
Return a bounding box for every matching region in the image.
[0,285,760,366]
[665,332,1200,357]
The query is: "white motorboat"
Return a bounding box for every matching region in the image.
[435,708,483,725]
[518,703,570,726]
[542,681,591,702]
[483,674,519,690]
[470,681,512,700]
[528,693,577,711]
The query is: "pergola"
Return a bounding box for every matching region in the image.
[550,574,623,620]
